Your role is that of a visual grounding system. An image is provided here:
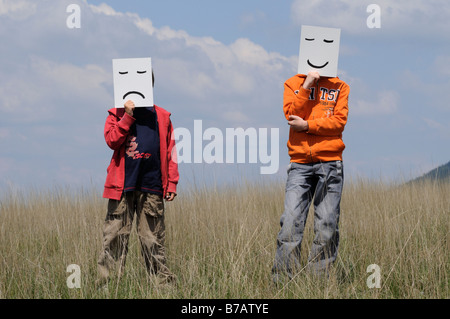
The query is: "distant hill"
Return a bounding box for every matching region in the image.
[410,161,450,183]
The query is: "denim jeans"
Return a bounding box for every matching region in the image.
[273,161,344,278]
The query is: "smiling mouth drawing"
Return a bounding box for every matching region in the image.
[123,91,145,100]
[307,59,329,69]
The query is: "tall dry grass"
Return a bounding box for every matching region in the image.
[0,178,448,299]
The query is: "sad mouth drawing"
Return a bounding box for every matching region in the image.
[118,68,148,101]
[123,91,145,100]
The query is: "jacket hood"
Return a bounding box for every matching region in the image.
[107,107,125,117]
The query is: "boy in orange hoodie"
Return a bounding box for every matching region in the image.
[272,70,349,281]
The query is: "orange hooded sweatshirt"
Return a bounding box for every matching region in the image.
[283,74,349,163]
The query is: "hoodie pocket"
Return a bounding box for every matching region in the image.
[316,136,345,153]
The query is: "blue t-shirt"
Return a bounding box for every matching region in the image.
[124,107,163,195]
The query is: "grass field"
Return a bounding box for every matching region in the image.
[0,178,448,299]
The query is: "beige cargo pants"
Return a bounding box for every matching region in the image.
[97,191,175,284]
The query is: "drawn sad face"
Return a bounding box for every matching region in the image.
[297,26,341,78]
[113,57,154,108]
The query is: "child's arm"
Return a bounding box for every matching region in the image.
[288,114,309,131]
[283,72,319,120]
[166,119,179,199]
[302,71,320,89]
[104,100,136,150]
[124,100,135,117]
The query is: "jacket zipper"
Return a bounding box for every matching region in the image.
[308,80,319,162]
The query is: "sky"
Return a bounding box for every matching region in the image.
[0,0,449,194]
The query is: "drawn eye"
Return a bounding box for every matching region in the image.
[324,39,334,43]
[305,38,315,41]
[119,71,128,75]
[137,71,147,74]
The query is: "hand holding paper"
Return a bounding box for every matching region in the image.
[302,71,320,89]
[124,100,135,117]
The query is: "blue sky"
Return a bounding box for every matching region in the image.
[0,0,449,193]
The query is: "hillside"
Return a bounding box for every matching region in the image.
[411,161,450,183]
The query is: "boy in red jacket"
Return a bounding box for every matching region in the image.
[97,78,179,285]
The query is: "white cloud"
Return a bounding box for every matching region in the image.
[230,38,288,70]
[84,1,294,112]
[1,0,445,190]
[0,0,37,19]
[88,2,122,16]
[0,56,111,122]
[353,90,399,115]
[29,57,111,98]
[0,0,296,189]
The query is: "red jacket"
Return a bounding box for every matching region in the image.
[103,105,179,200]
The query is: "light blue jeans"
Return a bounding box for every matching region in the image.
[273,161,344,278]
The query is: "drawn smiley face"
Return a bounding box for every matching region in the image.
[113,57,154,108]
[305,38,334,69]
[298,25,341,77]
